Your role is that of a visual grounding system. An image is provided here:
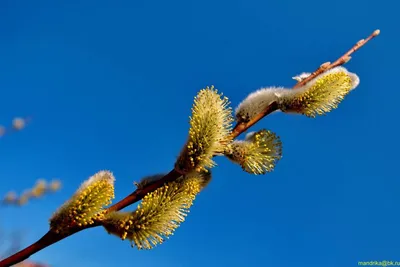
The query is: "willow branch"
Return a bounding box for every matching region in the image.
[230,29,380,139]
[230,101,279,138]
[293,29,380,89]
[106,169,181,212]
[0,29,380,267]
[0,231,63,267]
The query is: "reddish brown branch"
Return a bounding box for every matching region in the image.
[0,227,93,267]
[230,102,279,139]
[0,231,58,267]
[0,29,380,267]
[106,169,181,212]
[0,170,181,267]
[293,29,380,89]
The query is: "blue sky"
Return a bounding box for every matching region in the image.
[0,1,398,266]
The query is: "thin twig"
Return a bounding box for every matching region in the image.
[0,29,380,267]
[293,29,380,89]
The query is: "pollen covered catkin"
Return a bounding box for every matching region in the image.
[49,170,115,234]
[175,86,233,174]
[102,171,210,250]
[224,129,282,175]
[278,66,359,117]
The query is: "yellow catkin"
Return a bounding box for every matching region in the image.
[279,68,354,117]
[102,171,210,250]
[49,171,115,234]
[225,129,282,175]
[175,86,233,174]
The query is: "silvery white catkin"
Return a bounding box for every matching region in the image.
[235,87,288,123]
[348,72,360,90]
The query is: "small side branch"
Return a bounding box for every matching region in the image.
[231,29,380,138]
[293,29,380,89]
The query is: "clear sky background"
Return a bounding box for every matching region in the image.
[0,1,398,267]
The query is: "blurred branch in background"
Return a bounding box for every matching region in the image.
[0,115,55,266]
[0,116,32,139]
[14,261,49,267]
[0,230,49,267]
[2,179,62,206]
[0,179,59,266]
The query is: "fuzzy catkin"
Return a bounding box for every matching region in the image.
[225,129,282,175]
[278,67,358,117]
[175,86,233,174]
[235,87,285,123]
[49,170,115,233]
[102,171,210,249]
